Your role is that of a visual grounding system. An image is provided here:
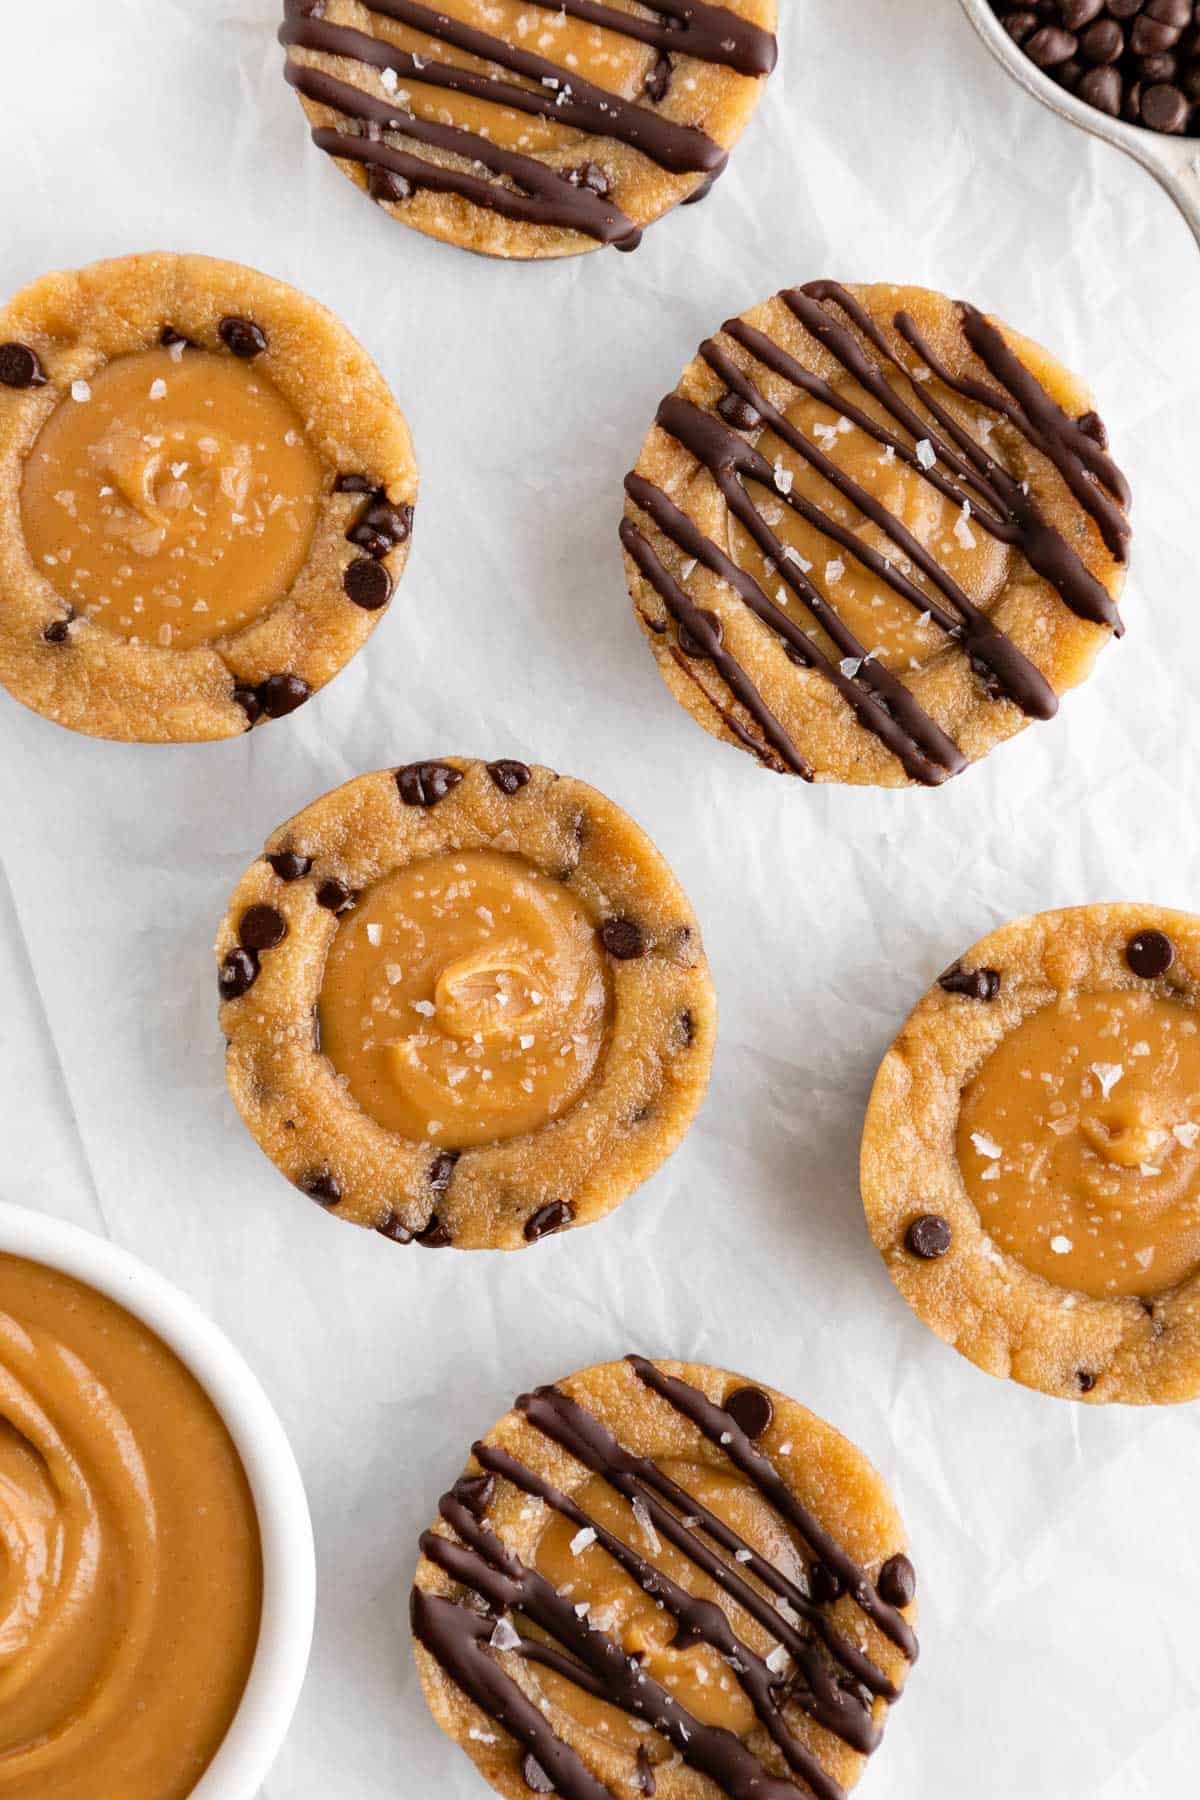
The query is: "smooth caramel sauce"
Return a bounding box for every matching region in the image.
[317,849,610,1149]
[21,347,322,649]
[365,0,651,155]
[531,1461,808,1757]
[732,376,1011,671]
[0,1254,262,1799]
[959,991,1200,1298]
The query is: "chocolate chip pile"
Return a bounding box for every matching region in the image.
[991,1,1200,134]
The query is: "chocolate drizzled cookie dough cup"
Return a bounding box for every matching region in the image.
[279,0,777,260]
[621,281,1131,787]
[861,905,1200,1404]
[218,759,716,1249]
[0,252,417,742]
[411,1356,918,1800]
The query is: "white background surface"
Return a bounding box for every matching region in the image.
[1,1,1198,1795]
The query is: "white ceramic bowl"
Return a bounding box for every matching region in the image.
[0,1201,315,1800]
[959,0,1200,248]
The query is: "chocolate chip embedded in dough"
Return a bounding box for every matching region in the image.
[677,609,723,659]
[300,1168,342,1207]
[0,342,47,389]
[43,616,72,644]
[725,1384,773,1439]
[1076,1370,1097,1394]
[218,947,259,1001]
[717,390,762,431]
[396,761,463,807]
[334,472,374,494]
[238,903,288,951]
[233,686,262,726]
[414,1215,453,1248]
[487,759,532,795]
[808,1562,843,1605]
[634,1746,657,1796]
[159,325,195,350]
[1126,927,1175,978]
[452,1473,495,1516]
[430,1151,459,1194]
[218,315,268,359]
[521,1753,555,1793]
[368,164,414,204]
[905,1214,953,1260]
[267,850,312,881]
[645,52,672,100]
[347,495,413,556]
[376,1210,415,1244]
[939,964,1001,1000]
[259,673,311,718]
[566,161,611,196]
[317,877,356,914]
[877,1552,916,1609]
[343,556,392,610]
[676,1008,696,1047]
[524,1200,574,1242]
[600,917,645,960]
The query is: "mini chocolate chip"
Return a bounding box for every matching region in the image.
[645,52,672,100]
[415,1216,453,1248]
[239,903,288,951]
[218,315,268,358]
[335,472,374,494]
[487,758,532,795]
[43,616,72,644]
[717,390,762,431]
[0,342,47,389]
[524,1200,574,1242]
[521,1754,555,1794]
[600,917,645,960]
[677,609,723,659]
[368,164,414,204]
[905,1213,953,1260]
[317,878,355,914]
[218,947,259,1000]
[300,1168,342,1207]
[343,556,393,610]
[233,686,262,726]
[452,1473,496,1515]
[939,964,1001,1000]
[376,1210,415,1244]
[1077,1370,1097,1393]
[566,160,611,195]
[430,1150,459,1194]
[159,325,195,349]
[725,1385,773,1439]
[396,761,463,807]
[1126,928,1175,978]
[808,1562,843,1605]
[877,1552,916,1609]
[634,1747,657,1796]
[259,673,310,718]
[267,850,312,881]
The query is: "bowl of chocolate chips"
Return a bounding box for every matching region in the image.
[961,0,1200,243]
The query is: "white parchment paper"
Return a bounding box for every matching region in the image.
[2,1,1199,1794]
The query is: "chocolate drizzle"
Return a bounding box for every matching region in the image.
[622,281,1131,784]
[280,0,776,249]
[413,1357,917,1800]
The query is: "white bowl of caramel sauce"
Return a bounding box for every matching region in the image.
[0,1201,314,1799]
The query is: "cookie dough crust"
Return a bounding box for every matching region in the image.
[280,0,777,261]
[218,760,716,1250]
[0,251,416,742]
[622,283,1129,788]
[861,905,1200,1405]
[412,1356,916,1799]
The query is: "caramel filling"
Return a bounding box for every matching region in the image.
[21,346,322,649]
[531,1461,808,1754]
[958,991,1200,1299]
[317,849,610,1149]
[0,1254,261,1800]
[732,377,1011,671]
[364,0,650,156]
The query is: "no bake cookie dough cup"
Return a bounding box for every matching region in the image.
[0,251,416,742]
[621,281,1131,787]
[218,758,715,1250]
[411,1356,918,1800]
[861,905,1200,1405]
[279,0,777,259]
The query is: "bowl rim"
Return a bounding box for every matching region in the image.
[0,1201,315,1800]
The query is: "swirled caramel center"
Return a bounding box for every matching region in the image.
[0,1253,261,1800]
[732,376,1011,672]
[20,347,322,648]
[317,849,610,1148]
[531,1460,807,1755]
[958,991,1200,1299]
